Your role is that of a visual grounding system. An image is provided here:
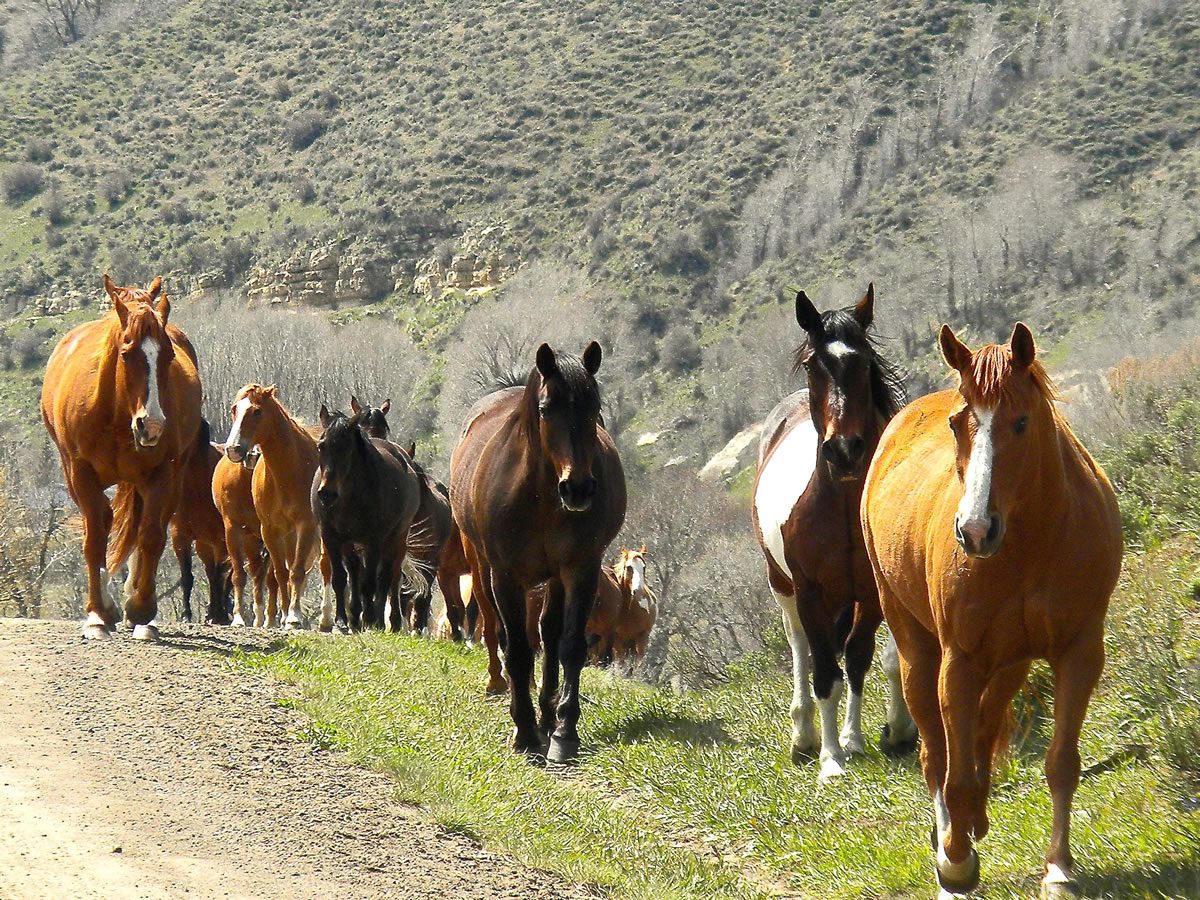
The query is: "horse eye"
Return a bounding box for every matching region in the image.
[1014,416,1028,435]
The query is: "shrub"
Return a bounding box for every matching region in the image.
[660,325,702,374]
[42,188,68,226]
[24,138,52,162]
[286,112,327,150]
[100,169,133,208]
[2,164,44,204]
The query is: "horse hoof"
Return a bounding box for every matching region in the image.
[132,624,160,642]
[935,848,981,896]
[790,742,817,765]
[547,735,579,765]
[485,681,508,698]
[1041,865,1082,899]
[81,623,112,640]
[817,755,847,783]
[880,723,919,757]
[841,733,866,756]
[230,614,246,628]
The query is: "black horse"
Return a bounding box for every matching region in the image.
[312,408,421,632]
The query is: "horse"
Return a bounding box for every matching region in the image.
[751,283,916,781]
[861,323,1123,898]
[450,341,626,763]
[312,408,421,632]
[212,446,278,627]
[223,384,319,630]
[393,441,456,636]
[41,274,203,640]
[170,417,232,625]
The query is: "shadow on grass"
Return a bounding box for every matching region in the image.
[1082,854,1200,898]
[589,709,733,747]
[160,629,290,658]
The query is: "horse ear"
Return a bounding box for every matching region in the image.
[103,274,129,326]
[266,384,278,397]
[794,290,823,335]
[853,282,874,330]
[582,340,602,375]
[146,276,163,302]
[1010,322,1036,370]
[406,441,416,459]
[154,289,170,326]
[319,403,332,428]
[640,543,647,553]
[535,343,560,381]
[350,396,362,415]
[381,398,391,416]
[939,324,973,374]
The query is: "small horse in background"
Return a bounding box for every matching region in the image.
[42,274,203,640]
[862,323,1122,898]
[212,446,277,627]
[170,417,232,625]
[752,284,915,781]
[596,545,656,663]
[223,384,319,630]
[313,407,421,632]
[451,341,626,763]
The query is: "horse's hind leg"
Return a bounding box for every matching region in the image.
[465,544,506,695]
[66,461,117,637]
[537,580,565,741]
[173,529,194,624]
[973,660,1030,841]
[318,549,334,633]
[490,570,540,755]
[202,549,231,626]
[436,566,465,641]
[1041,632,1104,899]
[841,601,883,756]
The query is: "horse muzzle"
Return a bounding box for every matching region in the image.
[225,443,248,464]
[822,435,867,479]
[558,475,598,513]
[954,513,1005,559]
[132,414,164,449]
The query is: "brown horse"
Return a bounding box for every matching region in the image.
[861,323,1123,897]
[752,284,915,781]
[451,342,626,762]
[212,446,278,627]
[42,275,202,640]
[222,384,319,630]
[170,418,231,625]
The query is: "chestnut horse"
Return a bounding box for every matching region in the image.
[42,275,202,639]
[861,323,1122,897]
[223,384,319,630]
[212,447,278,627]
[752,284,915,781]
[170,418,232,625]
[451,342,626,762]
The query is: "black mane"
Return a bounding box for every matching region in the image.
[793,308,907,418]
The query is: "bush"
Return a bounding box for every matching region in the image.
[42,188,68,226]
[24,138,52,162]
[286,112,327,150]
[660,325,702,374]
[2,164,44,204]
[100,169,133,208]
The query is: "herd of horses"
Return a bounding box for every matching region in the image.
[39,275,1121,899]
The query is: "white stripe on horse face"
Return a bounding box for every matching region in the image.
[957,408,995,526]
[140,338,163,421]
[630,557,645,595]
[825,340,857,359]
[226,397,252,449]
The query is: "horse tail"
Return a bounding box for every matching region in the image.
[106,483,143,573]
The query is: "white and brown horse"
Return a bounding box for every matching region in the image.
[752,284,915,781]
[862,324,1122,897]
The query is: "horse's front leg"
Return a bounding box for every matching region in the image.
[936,649,984,896]
[65,461,116,638]
[125,477,174,640]
[791,578,846,780]
[345,551,364,632]
[318,549,334,633]
[548,561,600,764]
[491,570,540,755]
[841,599,883,756]
[322,535,349,634]
[172,527,194,624]
[538,580,565,741]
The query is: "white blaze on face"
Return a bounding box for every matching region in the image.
[140,338,164,423]
[956,408,995,528]
[825,340,855,359]
[225,397,252,452]
[630,556,645,596]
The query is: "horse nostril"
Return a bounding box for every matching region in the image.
[581,477,598,498]
[848,436,866,458]
[822,441,839,462]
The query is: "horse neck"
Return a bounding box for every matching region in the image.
[256,401,316,468]
[1010,405,1071,535]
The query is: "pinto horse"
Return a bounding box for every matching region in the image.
[861,323,1122,898]
[752,284,915,781]
[313,408,421,632]
[451,342,626,762]
[170,418,232,625]
[223,384,319,630]
[42,275,202,640]
[598,545,656,662]
[212,446,278,627]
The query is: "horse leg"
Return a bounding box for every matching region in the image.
[285,532,314,631]
[173,528,194,624]
[491,570,540,755]
[1041,633,1105,899]
[773,586,818,762]
[790,579,845,781]
[466,545,506,695]
[537,580,565,741]
[437,567,465,641]
[840,601,883,756]
[125,485,171,639]
[547,564,600,764]
[879,629,919,755]
[318,549,334,633]
[66,461,117,637]
[936,648,984,895]
[973,660,1030,842]
[413,573,434,635]
[346,552,364,632]
[262,529,289,631]
[371,551,392,632]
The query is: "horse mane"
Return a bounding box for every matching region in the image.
[321,410,366,451]
[518,351,598,444]
[963,344,1061,408]
[791,308,907,418]
[196,417,211,449]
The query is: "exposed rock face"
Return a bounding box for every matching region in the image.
[35,288,89,316]
[697,423,764,483]
[409,222,521,300]
[245,242,387,308]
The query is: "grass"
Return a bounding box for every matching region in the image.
[243,556,1200,900]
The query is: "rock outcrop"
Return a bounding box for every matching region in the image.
[245,242,387,308]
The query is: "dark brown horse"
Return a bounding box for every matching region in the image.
[170,418,232,625]
[450,342,626,762]
[752,284,915,781]
[313,408,422,632]
[42,275,203,640]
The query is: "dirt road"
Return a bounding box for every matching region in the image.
[0,618,583,900]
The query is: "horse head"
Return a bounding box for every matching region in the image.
[104,274,176,450]
[349,395,391,440]
[527,341,605,513]
[314,406,367,508]
[223,383,278,464]
[793,283,902,480]
[614,544,648,596]
[940,322,1058,559]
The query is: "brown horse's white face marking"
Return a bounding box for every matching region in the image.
[535,341,604,513]
[614,545,648,599]
[224,384,276,464]
[940,322,1041,559]
[105,275,175,450]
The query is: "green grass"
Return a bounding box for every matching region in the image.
[243,563,1200,900]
